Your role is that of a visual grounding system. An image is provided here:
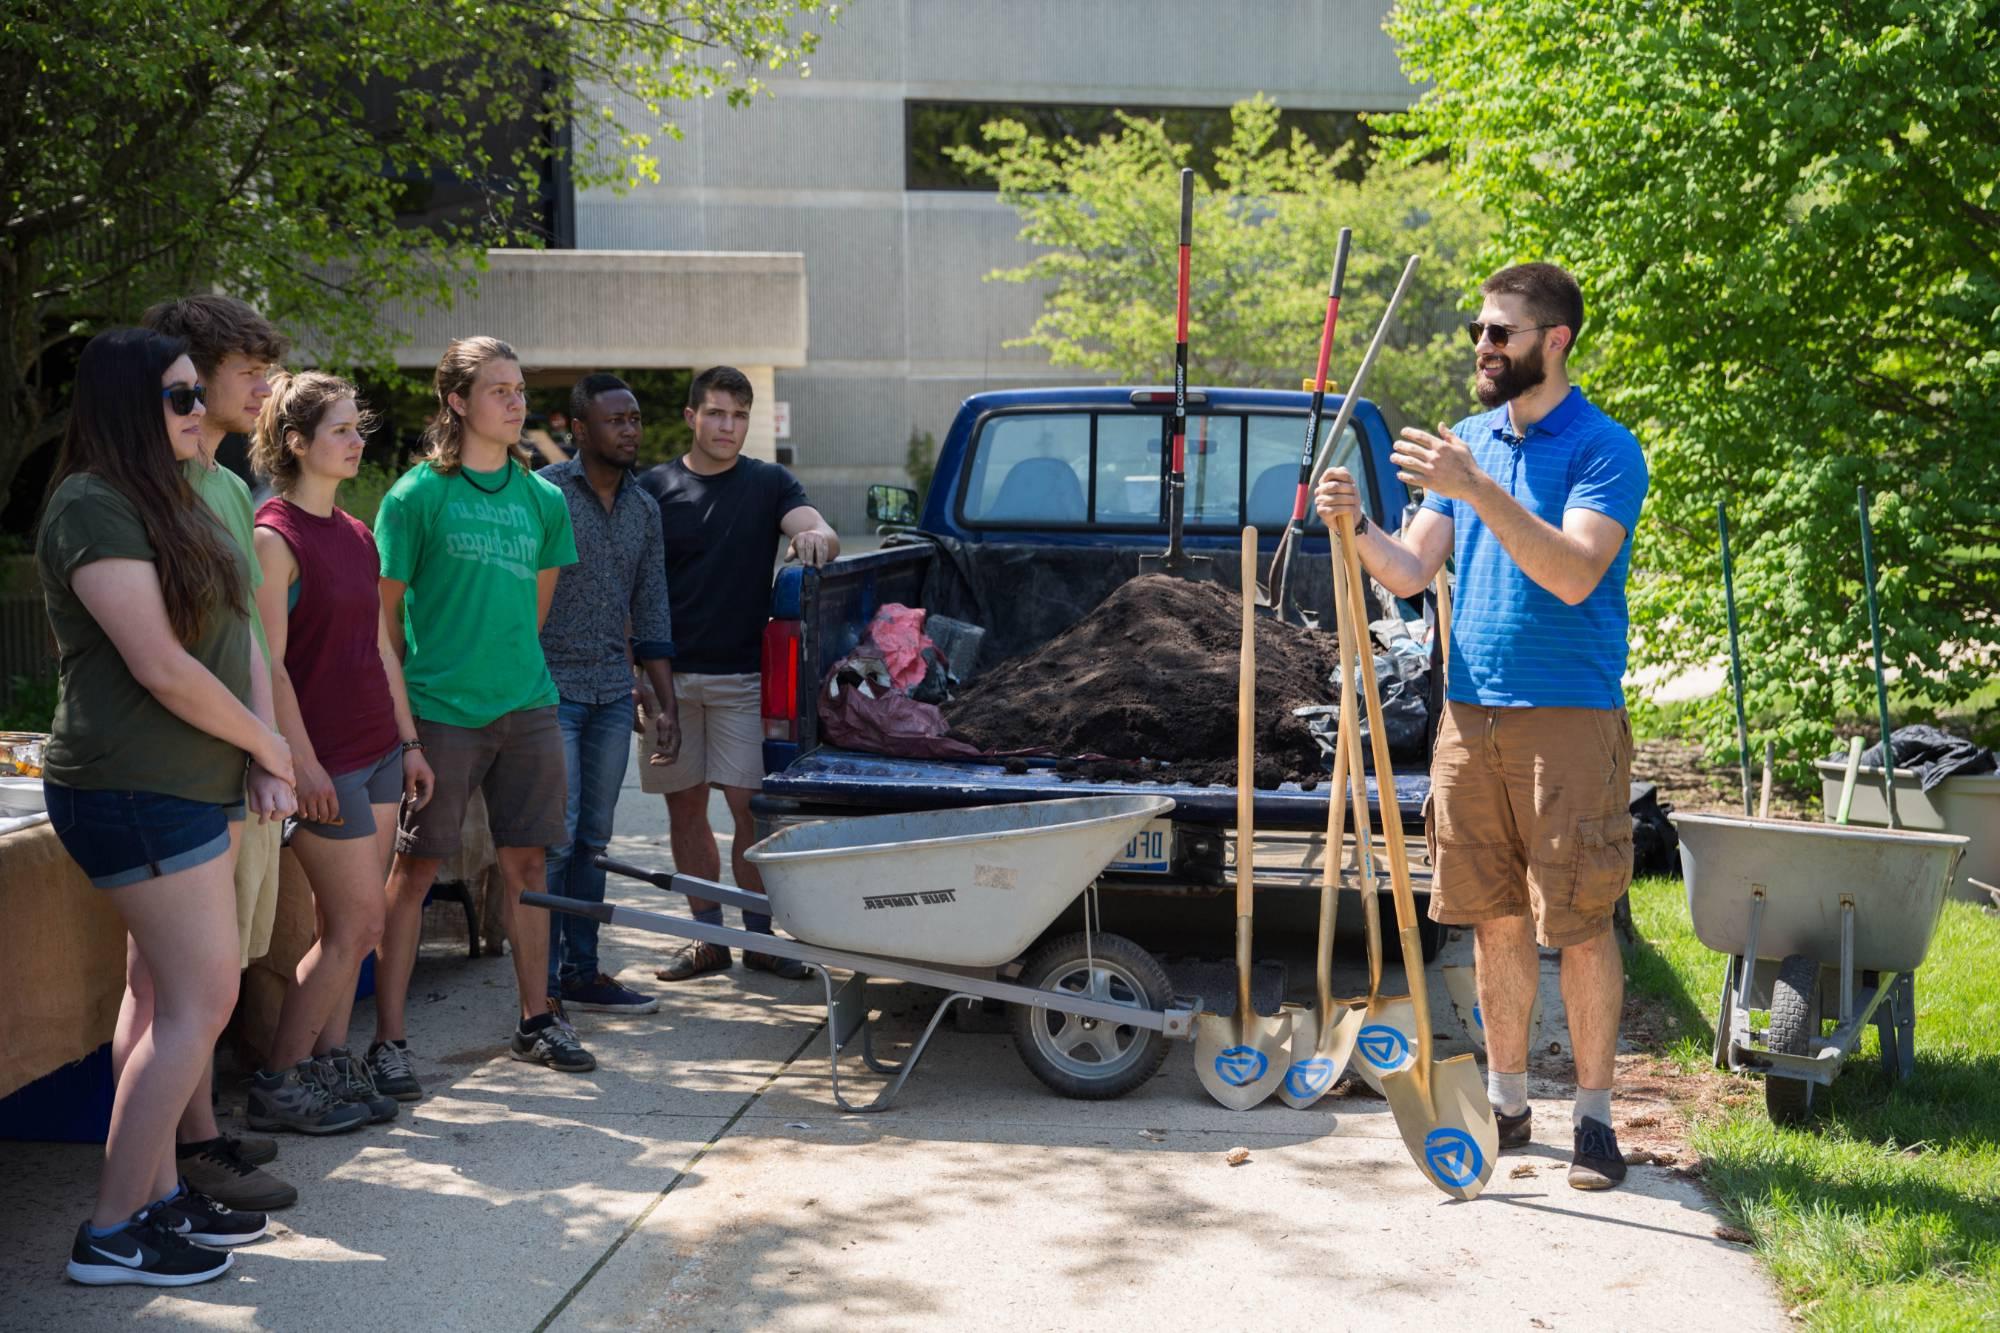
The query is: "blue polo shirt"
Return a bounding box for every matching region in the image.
[1421,386,1647,709]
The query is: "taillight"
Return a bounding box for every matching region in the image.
[761,619,801,740]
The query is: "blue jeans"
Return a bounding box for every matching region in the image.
[546,696,635,994]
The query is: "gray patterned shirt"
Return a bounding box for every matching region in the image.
[537,458,675,705]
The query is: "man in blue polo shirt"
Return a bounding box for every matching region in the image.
[1316,262,1647,1191]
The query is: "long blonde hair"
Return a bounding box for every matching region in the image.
[423,335,530,474]
[251,370,376,494]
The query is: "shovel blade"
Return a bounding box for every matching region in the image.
[1348,995,1420,1096]
[1276,1004,1365,1109]
[1194,1011,1293,1110]
[1381,1053,1500,1200]
[1442,964,1546,1054]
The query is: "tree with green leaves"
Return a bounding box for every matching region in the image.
[0,0,840,518]
[1386,0,2000,780]
[948,97,1491,438]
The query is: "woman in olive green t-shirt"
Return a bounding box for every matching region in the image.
[37,328,295,1287]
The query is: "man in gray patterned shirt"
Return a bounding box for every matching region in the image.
[537,373,681,1014]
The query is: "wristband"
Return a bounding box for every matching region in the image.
[1354,511,1371,536]
[401,738,425,753]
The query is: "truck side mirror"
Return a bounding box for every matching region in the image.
[867,483,920,528]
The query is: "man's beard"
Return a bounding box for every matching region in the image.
[1474,339,1547,408]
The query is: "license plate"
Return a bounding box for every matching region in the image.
[1106,819,1174,874]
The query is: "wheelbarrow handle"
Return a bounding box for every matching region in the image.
[592,854,772,917]
[523,891,613,924]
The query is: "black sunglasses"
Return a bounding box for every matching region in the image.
[161,383,207,415]
[1465,321,1556,348]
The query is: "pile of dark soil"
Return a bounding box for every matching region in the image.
[944,574,1339,787]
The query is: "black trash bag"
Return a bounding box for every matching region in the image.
[1849,724,1997,794]
[1628,782,1679,878]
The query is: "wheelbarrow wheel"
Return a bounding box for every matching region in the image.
[1010,931,1173,1100]
[1766,953,1822,1126]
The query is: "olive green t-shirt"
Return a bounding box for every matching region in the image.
[36,474,254,805]
[374,460,577,728]
[184,456,269,666]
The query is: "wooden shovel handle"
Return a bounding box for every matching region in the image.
[1237,528,1256,919]
[1335,513,1436,1064]
[1333,541,1383,995]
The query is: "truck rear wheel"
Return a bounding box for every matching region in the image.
[1010,931,1173,1100]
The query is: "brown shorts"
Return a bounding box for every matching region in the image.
[396,707,567,860]
[1423,701,1634,948]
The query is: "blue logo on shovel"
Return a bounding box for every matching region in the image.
[1425,1128,1485,1189]
[1216,1046,1269,1087]
[1358,1024,1413,1071]
[1472,1004,1484,1030]
[1284,1058,1336,1099]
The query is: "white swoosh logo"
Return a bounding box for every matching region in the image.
[90,1242,146,1268]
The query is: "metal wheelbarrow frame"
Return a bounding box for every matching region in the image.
[1674,812,1966,1125]
[526,795,1201,1113]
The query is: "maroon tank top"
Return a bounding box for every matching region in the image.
[254,497,399,775]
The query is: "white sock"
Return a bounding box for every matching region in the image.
[1487,1068,1528,1116]
[1573,1086,1613,1129]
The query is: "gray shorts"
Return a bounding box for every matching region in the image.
[291,743,403,843]
[396,707,566,859]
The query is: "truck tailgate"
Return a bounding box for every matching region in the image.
[761,747,1430,833]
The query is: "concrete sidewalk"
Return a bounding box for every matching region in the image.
[0,757,1785,1331]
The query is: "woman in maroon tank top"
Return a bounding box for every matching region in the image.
[248,373,435,1130]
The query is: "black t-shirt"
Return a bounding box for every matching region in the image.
[639,456,810,674]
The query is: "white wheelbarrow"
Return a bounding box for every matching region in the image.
[526,794,1198,1111]
[1674,812,1967,1125]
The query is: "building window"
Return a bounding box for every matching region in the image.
[906,100,1370,192]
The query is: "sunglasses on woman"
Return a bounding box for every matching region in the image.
[1465,321,1556,348]
[160,383,207,415]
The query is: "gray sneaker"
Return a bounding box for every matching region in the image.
[366,1040,424,1102]
[246,1062,369,1135]
[509,1003,597,1073]
[319,1049,399,1124]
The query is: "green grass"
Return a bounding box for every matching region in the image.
[1625,875,2000,1330]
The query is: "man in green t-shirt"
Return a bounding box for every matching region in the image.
[368,336,590,1093]
[140,295,301,1214]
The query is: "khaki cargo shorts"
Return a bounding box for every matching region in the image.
[638,672,765,795]
[1423,701,1634,948]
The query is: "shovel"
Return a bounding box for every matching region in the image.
[1265,227,1353,620]
[1336,513,1498,1200]
[1331,547,1420,1096]
[1195,527,1292,1107]
[1139,168,1212,583]
[1277,546,1365,1108]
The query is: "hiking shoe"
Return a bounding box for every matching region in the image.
[510,1003,597,1073]
[1569,1116,1628,1190]
[246,1061,370,1135]
[176,1136,298,1211]
[561,972,662,1014]
[744,950,809,981]
[158,1184,268,1247]
[1495,1105,1533,1149]
[367,1040,424,1102]
[320,1049,399,1124]
[67,1207,232,1287]
[655,941,731,982]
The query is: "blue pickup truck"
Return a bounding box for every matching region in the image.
[748,385,1441,936]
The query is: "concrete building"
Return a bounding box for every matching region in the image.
[394,1,1411,531]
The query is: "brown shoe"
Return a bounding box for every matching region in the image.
[744,950,810,981]
[655,941,731,982]
[176,1136,299,1211]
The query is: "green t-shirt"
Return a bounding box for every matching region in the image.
[184,457,269,668]
[374,460,578,728]
[36,474,254,805]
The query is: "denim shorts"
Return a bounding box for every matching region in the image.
[42,781,234,890]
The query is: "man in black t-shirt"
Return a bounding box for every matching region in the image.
[637,366,839,982]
